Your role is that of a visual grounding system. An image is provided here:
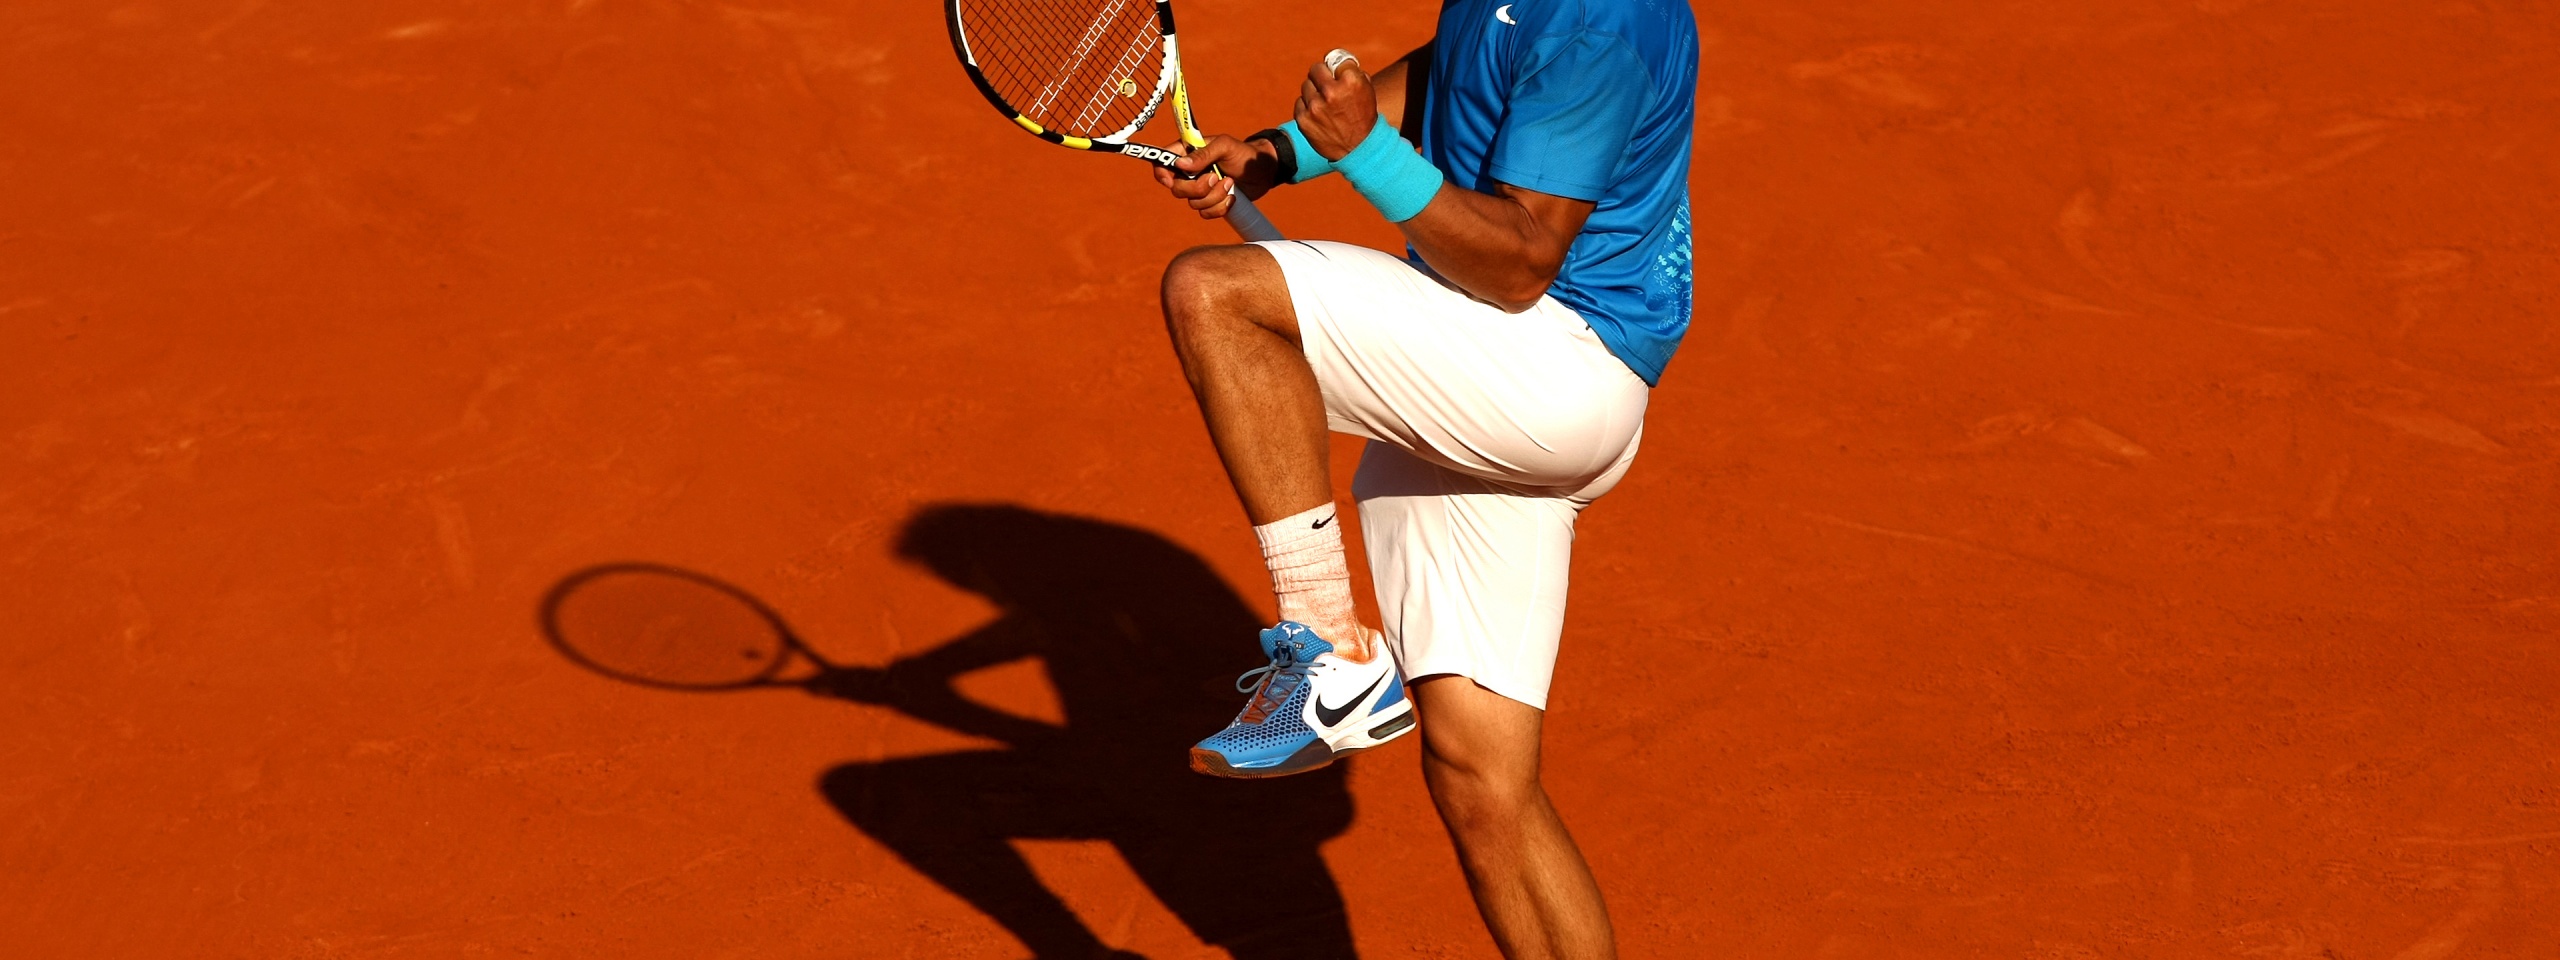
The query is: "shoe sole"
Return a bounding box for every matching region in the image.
[1189,705,1419,779]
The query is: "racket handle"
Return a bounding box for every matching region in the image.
[1162,152,1283,241]
[1224,191,1285,242]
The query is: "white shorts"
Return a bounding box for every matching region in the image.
[1260,240,1649,710]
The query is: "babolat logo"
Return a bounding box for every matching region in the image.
[1122,143,1184,166]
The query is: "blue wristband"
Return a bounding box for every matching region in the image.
[1333,116,1444,223]
[1277,120,1334,184]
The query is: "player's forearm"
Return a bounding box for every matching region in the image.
[1401,186,1578,312]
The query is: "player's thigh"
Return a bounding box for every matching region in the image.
[1355,443,1581,711]
[1260,240,1647,493]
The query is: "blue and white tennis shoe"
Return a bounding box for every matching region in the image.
[1190,621,1416,778]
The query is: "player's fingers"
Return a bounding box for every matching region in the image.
[1306,58,1338,94]
[1158,148,1219,193]
[1309,49,1366,98]
[1165,172,1222,201]
[1192,134,1255,170]
[1169,140,1214,174]
[1305,75,1369,132]
[1323,48,1368,88]
[1168,171,1220,211]
[1333,62,1371,93]
[1194,178,1237,219]
[1293,89,1317,126]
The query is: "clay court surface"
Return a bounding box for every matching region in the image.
[7,0,2560,956]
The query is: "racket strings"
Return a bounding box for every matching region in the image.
[963,0,1166,139]
[1076,3,1169,131]
[1030,2,1122,120]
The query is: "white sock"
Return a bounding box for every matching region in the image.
[1253,503,1365,655]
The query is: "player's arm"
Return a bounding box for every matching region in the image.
[1369,42,1426,131]
[1151,43,1432,212]
[1376,172,1593,315]
[1297,52,1624,312]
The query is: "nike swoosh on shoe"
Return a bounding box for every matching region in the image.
[1312,674,1383,727]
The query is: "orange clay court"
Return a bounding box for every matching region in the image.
[5,1,2558,957]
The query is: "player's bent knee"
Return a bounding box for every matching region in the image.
[1161,245,1242,309]
[1159,244,1291,340]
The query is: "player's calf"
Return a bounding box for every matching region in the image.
[1412,677,1617,960]
[1157,242,1340,533]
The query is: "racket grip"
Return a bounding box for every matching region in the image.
[1224,191,1284,242]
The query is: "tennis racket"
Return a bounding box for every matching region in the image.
[945,0,1284,242]
[542,563,869,694]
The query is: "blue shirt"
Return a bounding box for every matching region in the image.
[1418,0,1698,385]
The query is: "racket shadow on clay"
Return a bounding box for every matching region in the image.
[540,504,1358,960]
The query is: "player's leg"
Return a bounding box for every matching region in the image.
[1160,243,1367,649]
[1344,360,1642,957]
[1411,676,1615,960]
[1176,238,1646,782]
[1165,243,1412,778]
[1157,244,1327,529]
[1356,447,1620,959]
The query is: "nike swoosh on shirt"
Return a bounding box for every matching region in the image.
[1495,4,1518,25]
[1312,675,1385,728]
[1311,515,1333,529]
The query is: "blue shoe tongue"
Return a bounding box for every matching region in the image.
[1261,621,1336,661]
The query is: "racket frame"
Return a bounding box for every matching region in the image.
[540,563,822,692]
[946,0,1282,241]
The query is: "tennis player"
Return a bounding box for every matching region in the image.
[1152,1,1695,956]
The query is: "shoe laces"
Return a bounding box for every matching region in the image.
[1234,640,1326,710]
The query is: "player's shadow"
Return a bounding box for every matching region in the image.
[542,504,1358,960]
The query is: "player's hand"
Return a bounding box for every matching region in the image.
[1296,51,1379,160]
[1152,134,1276,220]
